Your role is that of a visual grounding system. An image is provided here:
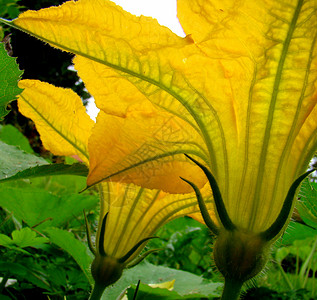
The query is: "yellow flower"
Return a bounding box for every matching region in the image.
[5,0,315,228]
[3,0,317,298]
[90,182,210,295]
[17,79,213,298]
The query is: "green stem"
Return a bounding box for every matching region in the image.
[0,272,9,293]
[276,262,293,289]
[89,283,106,300]
[221,278,243,300]
[300,235,317,288]
[83,209,96,255]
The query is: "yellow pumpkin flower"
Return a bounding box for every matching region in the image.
[2,0,317,298]
[16,79,214,299]
[90,182,212,299]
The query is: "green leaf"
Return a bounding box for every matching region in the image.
[42,173,88,194]
[126,280,221,299]
[11,227,48,248]
[103,261,222,299]
[0,162,89,183]
[0,233,13,245]
[126,282,183,299]
[44,227,94,285]
[0,124,33,153]
[281,222,316,245]
[0,227,48,252]
[0,186,98,229]
[297,179,317,228]
[0,41,23,120]
[0,140,47,180]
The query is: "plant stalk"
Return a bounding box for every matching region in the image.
[300,235,317,288]
[89,283,106,300]
[0,272,9,293]
[221,278,243,300]
[276,262,293,289]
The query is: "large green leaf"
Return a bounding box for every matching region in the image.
[0,124,34,153]
[297,179,317,228]
[0,139,88,182]
[126,282,187,299]
[0,41,23,120]
[126,280,219,299]
[103,261,222,299]
[0,140,47,180]
[44,227,94,285]
[280,221,316,245]
[0,185,98,229]
[0,162,89,183]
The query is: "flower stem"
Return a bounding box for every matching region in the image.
[221,278,243,300]
[276,262,293,289]
[89,283,106,300]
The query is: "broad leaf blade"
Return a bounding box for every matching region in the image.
[281,221,316,245]
[0,233,14,246]
[0,162,88,183]
[0,41,23,120]
[126,282,183,299]
[297,179,317,228]
[0,124,34,153]
[0,185,98,229]
[104,261,222,299]
[0,140,47,180]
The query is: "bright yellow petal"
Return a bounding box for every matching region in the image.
[73,55,154,117]
[18,79,94,163]
[177,0,317,232]
[11,0,199,139]
[96,182,214,262]
[12,0,193,76]
[10,0,214,191]
[87,109,206,193]
[177,0,226,43]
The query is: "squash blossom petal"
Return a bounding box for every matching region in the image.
[4,0,317,298]
[16,79,215,298]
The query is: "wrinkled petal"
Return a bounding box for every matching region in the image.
[73,55,154,117]
[87,109,206,193]
[177,0,317,231]
[18,80,94,163]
